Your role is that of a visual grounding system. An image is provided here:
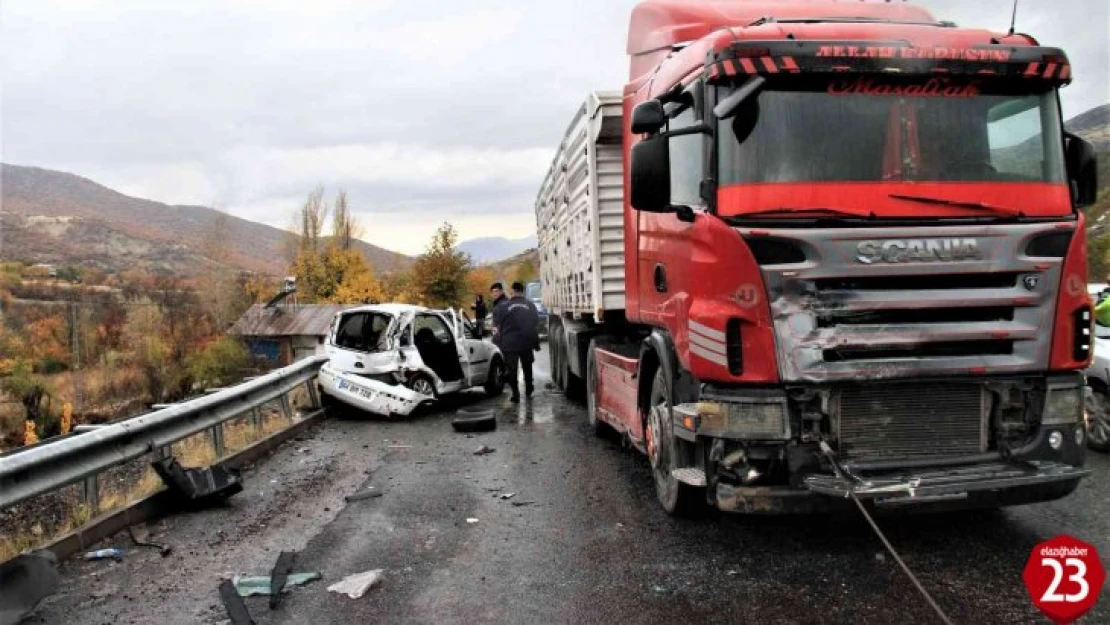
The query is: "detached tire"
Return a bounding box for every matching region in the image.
[452,408,497,432]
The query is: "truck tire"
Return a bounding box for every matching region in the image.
[585,341,608,436]
[549,319,565,391]
[646,367,704,516]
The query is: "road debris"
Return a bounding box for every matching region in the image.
[219,578,255,625]
[466,518,479,524]
[474,445,496,456]
[297,447,311,454]
[129,526,172,557]
[269,551,296,609]
[498,492,516,500]
[151,456,243,506]
[510,501,535,507]
[83,548,124,562]
[345,488,383,502]
[452,408,496,432]
[0,550,59,625]
[232,573,322,597]
[327,569,384,599]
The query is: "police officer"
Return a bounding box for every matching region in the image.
[492,282,540,402]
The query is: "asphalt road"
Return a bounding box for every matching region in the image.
[30,346,1110,624]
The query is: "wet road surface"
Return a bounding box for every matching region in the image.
[32,346,1110,624]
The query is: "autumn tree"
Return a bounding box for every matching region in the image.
[514,258,539,285]
[331,189,363,252]
[411,223,471,309]
[289,187,331,301]
[325,250,386,304]
[466,266,496,301]
[1,360,52,431]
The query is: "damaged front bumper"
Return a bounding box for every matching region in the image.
[804,460,1088,504]
[318,364,434,417]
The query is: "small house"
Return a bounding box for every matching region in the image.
[229,304,349,365]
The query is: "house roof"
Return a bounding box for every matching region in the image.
[228,304,350,337]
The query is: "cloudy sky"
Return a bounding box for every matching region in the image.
[2,0,1107,254]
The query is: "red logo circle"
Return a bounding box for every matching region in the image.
[1022,535,1106,624]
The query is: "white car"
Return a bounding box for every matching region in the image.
[1084,284,1110,452]
[317,304,504,417]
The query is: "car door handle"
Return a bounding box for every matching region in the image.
[354,362,364,368]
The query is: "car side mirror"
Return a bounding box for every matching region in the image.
[630,135,671,212]
[1064,132,1098,208]
[631,100,666,135]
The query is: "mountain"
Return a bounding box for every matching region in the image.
[457,235,537,264]
[0,164,411,276]
[1067,104,1110,152]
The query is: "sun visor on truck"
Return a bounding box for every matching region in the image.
[706,41,1072,84]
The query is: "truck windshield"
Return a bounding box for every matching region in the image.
[718,79,1066,186]
[526,282,541,301]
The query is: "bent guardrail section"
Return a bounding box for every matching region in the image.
[0,355,328,511]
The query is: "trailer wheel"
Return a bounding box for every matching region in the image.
[585,341,608,436]
[646,368,704,516]
[549,320,565,391]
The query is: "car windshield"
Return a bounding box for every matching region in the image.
[718,78,1066,185]
[526,282,541,300]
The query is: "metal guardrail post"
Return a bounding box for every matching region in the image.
[250,406,262,430]
[82,474,100,516]
[279,394,293,420]
[306,381,320,409]
[209,424,225,457]
[157,445,172,460]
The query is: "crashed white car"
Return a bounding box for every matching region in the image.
[317,304,504,417]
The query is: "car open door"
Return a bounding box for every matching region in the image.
[445,309,473,386]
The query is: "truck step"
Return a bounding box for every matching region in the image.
[671,468,707,487]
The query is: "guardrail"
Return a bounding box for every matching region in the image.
[0,355,328,512]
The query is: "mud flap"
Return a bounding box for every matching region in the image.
[324,368,433,417]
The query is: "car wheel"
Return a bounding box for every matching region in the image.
[407,374,437,398]
[646,367,704,516]
[1085,386,1110,452]
[485,359,505,397]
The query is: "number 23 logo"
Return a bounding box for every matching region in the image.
[1040,558,1089,603]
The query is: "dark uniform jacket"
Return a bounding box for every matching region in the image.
[492,295,539,353]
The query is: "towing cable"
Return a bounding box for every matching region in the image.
[818,441,955,625]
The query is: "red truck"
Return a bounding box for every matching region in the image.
[536,0,1100,515]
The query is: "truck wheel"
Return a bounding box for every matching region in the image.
[549,321,565,391]
[585,341,607,436]
[646,368,704,516]
[1086,386,1110,452]
[484,359,505,397]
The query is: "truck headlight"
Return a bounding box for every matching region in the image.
[1042,385,1082,425]
[695,398,790,440]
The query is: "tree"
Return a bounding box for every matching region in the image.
[411,223,471,309]
[331,189,363,252]
[514,258,538,285]
[188,337,250,388]
[26,316,69,373]
[1,360,51,428]
[289,187,330,301]
[326,250,386,304]
[466,266,496,301]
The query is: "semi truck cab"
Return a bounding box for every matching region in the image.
[539,0,1099,515]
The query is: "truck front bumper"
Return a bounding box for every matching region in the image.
[715,461,1086,514]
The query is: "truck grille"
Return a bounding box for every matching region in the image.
[752,224,1066,382]
[836,384,986,460]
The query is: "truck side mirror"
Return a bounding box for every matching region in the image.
[1065,132,1098,208]
[631,100,666,135]
[630,135,671,212]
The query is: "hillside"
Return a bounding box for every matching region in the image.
[457,235,538,264]
[0,164,411,276]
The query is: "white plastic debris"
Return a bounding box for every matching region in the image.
[466,518,479,524]
[498,493,516,500]
[327,569,384,599]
